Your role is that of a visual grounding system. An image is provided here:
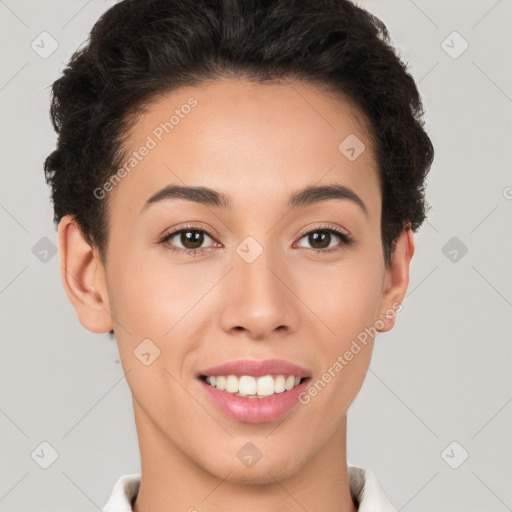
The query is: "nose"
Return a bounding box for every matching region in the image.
[218,243,299,341]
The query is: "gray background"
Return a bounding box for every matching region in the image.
[1,0,511,510]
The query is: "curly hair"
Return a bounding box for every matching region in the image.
[45,0,433,271]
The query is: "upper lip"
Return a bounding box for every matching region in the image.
[197,359,311,378]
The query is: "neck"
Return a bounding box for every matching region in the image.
[131,397,357,512]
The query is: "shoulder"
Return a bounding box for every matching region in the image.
[102,474,140,512]
[348,465,396,512]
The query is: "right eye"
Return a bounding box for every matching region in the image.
[158,226,219,255]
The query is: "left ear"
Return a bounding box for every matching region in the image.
[375,226,415,333]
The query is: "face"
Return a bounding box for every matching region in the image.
[60,78,412,484]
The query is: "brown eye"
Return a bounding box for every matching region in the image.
[158,228,216,252]
[177,229,207,249]
[295,227,352,252]
[305,230,333,249]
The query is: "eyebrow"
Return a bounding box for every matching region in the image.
[140,183,368,216]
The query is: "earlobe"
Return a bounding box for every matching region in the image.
[57,215,113,334]
[376,227,415,333]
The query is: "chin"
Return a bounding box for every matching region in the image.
[202,449,304,485]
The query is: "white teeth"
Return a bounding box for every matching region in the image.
[204,374,304,397]
[256,375,274,396]
[238,376,257,396]
[225,375,238,393]
[285,375,295,390]
[274,375,286,393]
[216,376,226,390]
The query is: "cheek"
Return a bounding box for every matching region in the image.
[302,277,378,423]
[295,254,384,338]
[107,243,212,340]
[106,254,205,411]
[296,251,383,407]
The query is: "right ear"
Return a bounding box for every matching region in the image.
[57,215,113,334]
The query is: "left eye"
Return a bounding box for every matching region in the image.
[294,228,350,251]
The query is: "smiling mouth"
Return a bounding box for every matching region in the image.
[199,374,310,398]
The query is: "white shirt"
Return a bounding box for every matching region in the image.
[102,466,396,511]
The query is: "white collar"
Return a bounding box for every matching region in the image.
[102,466,396,511]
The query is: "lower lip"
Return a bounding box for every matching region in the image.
[198,377,310,424]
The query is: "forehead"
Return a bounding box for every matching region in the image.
[107,78,380,221]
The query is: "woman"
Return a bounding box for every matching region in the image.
[44,0,434,510]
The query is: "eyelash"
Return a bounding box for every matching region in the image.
[157,223,354,257]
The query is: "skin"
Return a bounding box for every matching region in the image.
[58,78,414,512]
